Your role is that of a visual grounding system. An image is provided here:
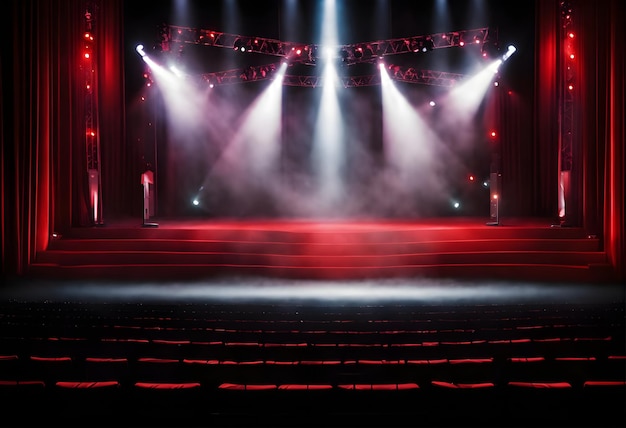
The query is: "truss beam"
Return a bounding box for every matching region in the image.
[166,25,493,65]
[192,63,465,88]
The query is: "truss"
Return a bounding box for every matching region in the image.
[158,23,492,88]
[192,62,466,88]
[166,24,493,66]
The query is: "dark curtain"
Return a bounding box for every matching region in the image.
[576,0,624,278]
[1,0,125,280]
[534,0,561,218]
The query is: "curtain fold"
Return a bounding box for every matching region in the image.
[533,0,560,218]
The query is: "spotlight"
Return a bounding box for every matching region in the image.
[192,199,199,206]
[136,44,146,57]
[233,38,244,51]
[502,45,517,61]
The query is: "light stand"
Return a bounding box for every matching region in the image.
[141,173,158,228]
[486,172,501,226]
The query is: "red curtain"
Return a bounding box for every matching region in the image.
[1,0,125,279]
[576,0,624,279]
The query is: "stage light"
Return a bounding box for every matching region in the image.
[429,100,436,107]
[502,45,516,61]
[136,44,146,57]
[192,199,199,206]
[233,38,244,51]
[469,175,475,181]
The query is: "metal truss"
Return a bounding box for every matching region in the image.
[334,28,491,65]
[161,23,488,89]
[168,25,315,63]
[166,24,493,66]
[193,62,465,88]
[560,0,574,172]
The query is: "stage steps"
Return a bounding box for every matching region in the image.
[28,218,615,283]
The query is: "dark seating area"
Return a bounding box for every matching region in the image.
[1,280,624,427]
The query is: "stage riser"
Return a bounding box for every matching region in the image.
[31,221,613,283]
[47,238,601,254]
[63,228,591,242]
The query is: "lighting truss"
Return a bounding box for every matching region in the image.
[385,67,466,88]
[166,24,492,65]
[337,28,491,65]
[190,63,466,88]
[168,25,315,63]
[199,63,280,86]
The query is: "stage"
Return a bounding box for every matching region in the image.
[26,216,615,284]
